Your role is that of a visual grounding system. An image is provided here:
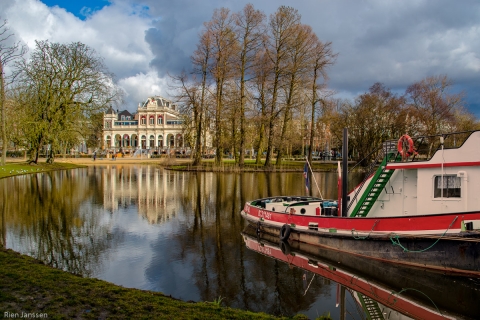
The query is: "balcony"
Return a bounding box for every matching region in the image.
[113,121,139,127]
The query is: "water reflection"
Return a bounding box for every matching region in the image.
[1,169,117,276]
[3,165,477,318]
[242,226,480,320]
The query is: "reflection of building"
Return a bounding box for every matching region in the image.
[102,165,187,224]
[103,96,185,154]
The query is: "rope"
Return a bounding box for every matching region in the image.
[387,288,446,319]
[351,220,379,239]
[305,156,323,199]
[303,274,316,296]
[389,216,458,252]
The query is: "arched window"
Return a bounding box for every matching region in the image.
[123,134,130,147]
[115,135,121,147]
[157,116,163,124]
[106,135,111,147]
[141,135,146,148]
[158,135,163,148]
[131,135,138,148]
[141,116,146,125]
[149,116,154,125]
[149,135,155,148]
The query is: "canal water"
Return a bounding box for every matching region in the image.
[1,165,479,319]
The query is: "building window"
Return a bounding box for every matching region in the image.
[158,135,163,148]
[141,116,146,125]
[434,175,461,198]
[157,116,163,124]
[149,116,154,125]
[149,135,155,148]
[121,115,125,120]
[105,121,111,129]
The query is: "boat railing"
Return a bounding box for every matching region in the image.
[383,130,476,162]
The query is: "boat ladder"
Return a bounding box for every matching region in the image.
[356,293,385,320]
[350,152,397,217]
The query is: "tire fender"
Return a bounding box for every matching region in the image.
[280,224,291,241]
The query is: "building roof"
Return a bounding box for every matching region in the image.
[140,96,177,110]
[105,106,116,115]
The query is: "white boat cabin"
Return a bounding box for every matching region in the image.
[347,131,480,225]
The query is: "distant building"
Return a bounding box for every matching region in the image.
[103,96,186,155]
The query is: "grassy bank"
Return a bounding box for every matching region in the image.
[168,159,341,172]
[1,247,315,319]
[0,161,84,179]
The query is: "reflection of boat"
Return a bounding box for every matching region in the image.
[241,131,480,275]
[242,226,480,320]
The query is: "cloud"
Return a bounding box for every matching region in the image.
[2,0,480,116]
[118,71,169,111]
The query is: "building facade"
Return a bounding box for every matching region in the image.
[103,96,186,155]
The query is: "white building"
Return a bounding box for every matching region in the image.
[103,96,186,155]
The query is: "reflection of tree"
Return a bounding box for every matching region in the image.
[2,169,117,276]
[1,179,6,247]
[168,171,343,316]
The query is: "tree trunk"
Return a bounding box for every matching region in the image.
[0,60,6,166]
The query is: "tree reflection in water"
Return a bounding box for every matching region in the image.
[2,166,365,318]
[1,169,119,276]
[158,171,343,316]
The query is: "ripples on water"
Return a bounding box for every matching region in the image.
[1,165,479,319]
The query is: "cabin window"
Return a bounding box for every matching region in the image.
[434,175,461,198]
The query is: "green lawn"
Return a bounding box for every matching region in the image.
[170,159,339,172]
[0,162,83,179]
[0,247,323,319]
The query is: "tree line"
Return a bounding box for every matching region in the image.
[172,4,478,167]
[171,5,338,167]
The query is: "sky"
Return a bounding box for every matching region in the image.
[1,0,479,117]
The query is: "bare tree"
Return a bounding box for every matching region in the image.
[263,6,301,167]
[233,4,265,166]
[331,83,406,164]
[0,19,27,165]
[206,8,236,165]
[252,49,272,164]
[306,40,337,164]
[406,75,465,137]
[275,24,317,165]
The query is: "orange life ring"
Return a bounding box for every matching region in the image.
[397,134,415,157]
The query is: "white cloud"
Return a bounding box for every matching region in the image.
[118,71,169,111]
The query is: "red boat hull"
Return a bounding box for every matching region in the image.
[242,202,480,275]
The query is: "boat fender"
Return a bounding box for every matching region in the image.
[280,224,291,241]
[280,240,291,255]
[256,221,261,235]
[397,134,415,157]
